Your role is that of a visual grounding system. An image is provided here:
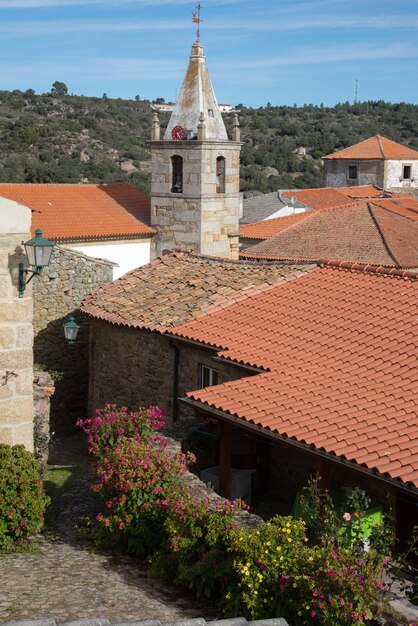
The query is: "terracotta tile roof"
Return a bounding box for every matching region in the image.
[241,201,418,268]
[323,135,418,160]
[81,251,311,331]
[370,196,418,221]
[335,185,387,199]
[0,183,154,241]
[281,187,361,210]
[171,263,418,489]
[239,213,310,240]
[240,186,393,240]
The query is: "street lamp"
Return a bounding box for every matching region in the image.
[19,229,55,297]
[63,316,81,344]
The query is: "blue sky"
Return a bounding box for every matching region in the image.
[0,0,417,107]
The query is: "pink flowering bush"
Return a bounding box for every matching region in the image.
[93,436,195,553]
[78,404,165,457]
[80,407,392,624]
[79,404,195,554]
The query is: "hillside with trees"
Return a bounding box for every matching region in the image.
[0,86,417,195]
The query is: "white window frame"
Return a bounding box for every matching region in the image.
[200,365,219,388]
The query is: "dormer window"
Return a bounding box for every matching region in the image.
[171,155,183,193]
[216,156,225,193]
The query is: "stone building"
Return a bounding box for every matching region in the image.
[34,246,113,432]
[81,252,308,418]
[150,40,242,259]
[81,252,418,545]
[323,135,418,194]
[0,197,34,450]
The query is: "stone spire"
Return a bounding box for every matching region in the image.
[164,40,228,141]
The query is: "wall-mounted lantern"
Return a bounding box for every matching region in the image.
[63,316,81,344]
[19,228,55,297]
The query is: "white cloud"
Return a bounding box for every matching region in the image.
[0,0,248,7]
[0,13,417,37]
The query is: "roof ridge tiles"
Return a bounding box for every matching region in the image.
[319,259,418,279]
[366,202,400,266]
[376,134,385,158]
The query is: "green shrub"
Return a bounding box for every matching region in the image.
[0,444,50,550]
[224,517,384,624]
[152,497,247,599]
[80,406,390,625]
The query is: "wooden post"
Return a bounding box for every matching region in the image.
[317,458,332,491]
[219,421,232,499]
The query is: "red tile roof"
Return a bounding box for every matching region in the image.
[323,135,418,160]
[241,201,418,268]
[335,185,388,199]
[240,213,310,240]
[240,187,393,241]
[81,251,311,330]
[170,263,418,489]
[281,187,363,210]
[0,183,154,241]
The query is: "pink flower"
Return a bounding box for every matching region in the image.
[310,611,316,618]
[343,512,351,521]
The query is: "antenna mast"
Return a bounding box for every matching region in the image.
[354,78,358,104]
[192,3,203,41]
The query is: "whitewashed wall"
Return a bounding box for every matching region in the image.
[67,239,152,279]
[385,160,418,191]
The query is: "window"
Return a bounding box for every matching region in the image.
[200,365,219,388]
[402,164,412,180]
[208,109,214,118]
[216,156,226,193]
[348,165,358,180]
[171,155,183,193]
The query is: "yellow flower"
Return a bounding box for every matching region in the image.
[287,537,292,542]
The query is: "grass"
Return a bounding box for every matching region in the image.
[43,462,85,526]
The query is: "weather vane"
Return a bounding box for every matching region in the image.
[192,3,203,41]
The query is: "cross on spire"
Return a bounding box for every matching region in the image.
[192,3,203,41]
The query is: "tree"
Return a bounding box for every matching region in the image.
[135,95,141,102]
[51,81,68,97]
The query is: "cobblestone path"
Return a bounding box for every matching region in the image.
[0,434,217,624]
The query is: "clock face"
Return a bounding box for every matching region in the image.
[171,125,185,141]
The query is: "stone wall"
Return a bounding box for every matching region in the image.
[89,321,173,416]
[150,140,241,259]
[33,246,113,434]
[89,319,249,422]
[325,159,384,188]
[33,368,55,464]
[0,198,34,450]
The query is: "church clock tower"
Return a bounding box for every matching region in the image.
[149,40,241,259]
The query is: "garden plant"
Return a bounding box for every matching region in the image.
[0,443,50,551]
[80,404,398,626]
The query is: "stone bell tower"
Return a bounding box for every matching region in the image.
[149,40,241,259]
